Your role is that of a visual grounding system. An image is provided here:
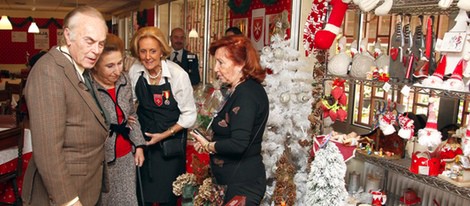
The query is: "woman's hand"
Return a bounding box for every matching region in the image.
[127,116,137,130]
[134,148,145,167]
[145,132,164,145]
[190,130,209,153]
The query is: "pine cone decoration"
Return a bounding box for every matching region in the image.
[273,147,297,206]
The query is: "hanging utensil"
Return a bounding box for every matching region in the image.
[403,14,414,82]
[389,13,405,82]
[412,15,425,59]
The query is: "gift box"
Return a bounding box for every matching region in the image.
[409,151,445,176]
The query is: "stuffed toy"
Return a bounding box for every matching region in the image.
[374,0,393,16]
[357,0,380,12]
[443,58,467,92]
[374,40,390,73]
[398,114,414,140]
[379,111,396,135]
[438,0,454,9]
[328,36,351,76]
[458,0,470,11]
[314,0,349,49]
[463,137,470,156]
[350,38,375,78]
[344,0,393,15]
[437,0,470,11]
[420,55,446,89]
[462,119,470,156]
[417,101,442,150]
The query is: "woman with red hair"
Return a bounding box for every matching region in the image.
[191,35,269,205]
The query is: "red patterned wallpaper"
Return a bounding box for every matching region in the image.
[0,17,63,65]
[230,0,292,40]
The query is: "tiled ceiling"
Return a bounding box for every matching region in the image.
[0,0,144,14]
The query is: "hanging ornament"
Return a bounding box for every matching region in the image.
[274,48,284,59]
[297,93,310,103]
[263,46,272,54]
[280,92,291,103]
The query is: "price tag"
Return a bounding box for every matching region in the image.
[401,85,411,97]
[418,166,430,175]
[382,82,391,92]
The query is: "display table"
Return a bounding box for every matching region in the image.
[0,128,32,203]
[354,152,470,205]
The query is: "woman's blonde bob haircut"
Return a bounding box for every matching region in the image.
[130,26,172,59]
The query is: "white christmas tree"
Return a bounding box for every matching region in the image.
[260,35,313,205]
[305,140,348,205]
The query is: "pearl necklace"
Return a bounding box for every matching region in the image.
[148,69,162,79]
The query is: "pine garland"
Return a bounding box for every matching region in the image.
[10,17,62,28]
[261,0,278,5]
[228,0,252,14]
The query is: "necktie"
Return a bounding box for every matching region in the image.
[83,70,108,123]
[83,70,93,91]
[172,51,179,63]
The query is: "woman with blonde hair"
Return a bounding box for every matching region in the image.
[128,27,196,205]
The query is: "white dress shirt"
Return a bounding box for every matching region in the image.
[128,59,197,129]
[172,49,183,62]
[56,46,85,82]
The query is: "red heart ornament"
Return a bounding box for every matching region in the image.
[390,47,399,61]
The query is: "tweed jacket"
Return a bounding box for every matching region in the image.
[22,47,109,206]
[91,73,146,163]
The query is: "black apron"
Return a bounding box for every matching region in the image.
[135,73,186,203]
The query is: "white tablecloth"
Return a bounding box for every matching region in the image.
[0,128,32,165]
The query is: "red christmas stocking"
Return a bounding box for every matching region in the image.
[314,0,349,49]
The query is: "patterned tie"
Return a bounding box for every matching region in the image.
[172,51,179,63]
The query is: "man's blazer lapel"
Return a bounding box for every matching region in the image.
[51,49,108,130]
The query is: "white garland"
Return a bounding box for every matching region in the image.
[305,141,348,205]
[261,34,313,205]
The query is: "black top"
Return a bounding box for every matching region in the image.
[210,78,269,185]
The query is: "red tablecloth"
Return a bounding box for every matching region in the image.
[0,143,208,204]
[0,152,31,203]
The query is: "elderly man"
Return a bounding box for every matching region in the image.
[169,27,200,85]
[22,6,109,206]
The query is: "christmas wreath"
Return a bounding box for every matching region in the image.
[228,0,252,14]
[261,0,277,5]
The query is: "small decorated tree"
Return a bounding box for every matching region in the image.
[305,140,348,205]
